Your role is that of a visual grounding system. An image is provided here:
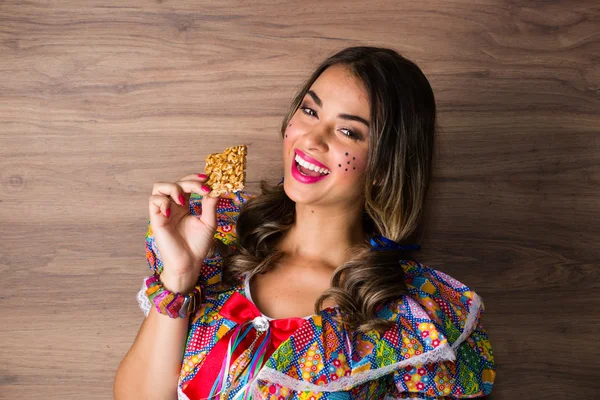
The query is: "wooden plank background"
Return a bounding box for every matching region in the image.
[1,1,598,398]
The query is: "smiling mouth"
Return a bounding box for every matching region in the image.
[294,149,331,177]
[293,152,331,177]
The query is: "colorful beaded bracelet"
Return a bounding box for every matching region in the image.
[144,273,202,318]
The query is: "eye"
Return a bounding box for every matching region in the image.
[299,104,362,142]
[300,105,317,118]
[341,128,360,141]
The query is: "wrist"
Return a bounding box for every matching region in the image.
[159,272,199,295]
[144,273,202,319]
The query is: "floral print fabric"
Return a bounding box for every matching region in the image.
[139,190,496,399]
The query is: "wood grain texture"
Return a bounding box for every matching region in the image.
[1,0,599,399]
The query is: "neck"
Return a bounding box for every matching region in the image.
[277,201,368,269]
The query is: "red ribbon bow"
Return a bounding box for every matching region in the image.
[183,291,308,399]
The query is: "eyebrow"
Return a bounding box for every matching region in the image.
[306,90,370,128]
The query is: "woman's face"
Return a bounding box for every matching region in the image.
[282,64,371,208]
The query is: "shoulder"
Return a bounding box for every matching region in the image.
[377,260,496,398]
[398,259,485,343]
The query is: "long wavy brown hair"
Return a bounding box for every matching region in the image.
[213,46,437,334]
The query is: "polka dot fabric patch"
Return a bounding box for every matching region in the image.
[141,190,496,399]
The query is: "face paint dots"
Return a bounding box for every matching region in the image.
[344,153,354,172]
[285,123,291,138]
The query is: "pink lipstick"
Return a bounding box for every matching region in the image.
[291,150,330,184]
[295,149,329,171]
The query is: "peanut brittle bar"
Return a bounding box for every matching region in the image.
[205,144,247,197]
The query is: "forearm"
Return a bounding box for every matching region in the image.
[115,276,195,400]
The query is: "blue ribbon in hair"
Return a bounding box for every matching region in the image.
[370,235,421,252]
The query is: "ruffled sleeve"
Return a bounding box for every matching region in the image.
[383,260,496,399]
[245,261,494,398]
[137,190,255,317]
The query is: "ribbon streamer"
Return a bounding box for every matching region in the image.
[182,291,306,399]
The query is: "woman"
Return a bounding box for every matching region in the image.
[114,46,496,399]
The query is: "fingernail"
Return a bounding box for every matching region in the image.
[179,194,185,205]
[202,185,210,193]
[166,208,170,218]
[198,173,207,179]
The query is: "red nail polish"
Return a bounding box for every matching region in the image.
[202,185,210,192]
[179,194,185,205]
[165,208,170,218]
[198,173,207,179]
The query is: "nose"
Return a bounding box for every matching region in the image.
[302,124,330,152]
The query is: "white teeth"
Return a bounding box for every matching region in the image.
[295,154,330,175]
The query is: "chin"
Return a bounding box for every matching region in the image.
[284,183,348,208]
[283,183,318,205]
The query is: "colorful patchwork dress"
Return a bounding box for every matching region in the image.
[136,190,496,399]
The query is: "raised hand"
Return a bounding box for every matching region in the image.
[148,173,219,293]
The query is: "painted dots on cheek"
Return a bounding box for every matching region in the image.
[342,153,359,172]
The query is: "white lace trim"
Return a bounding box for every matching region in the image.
[246,292,485,393]
[137,278,484,397]
[451,292,482,351]
[249,342,456,393]
[136,280,151,317]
